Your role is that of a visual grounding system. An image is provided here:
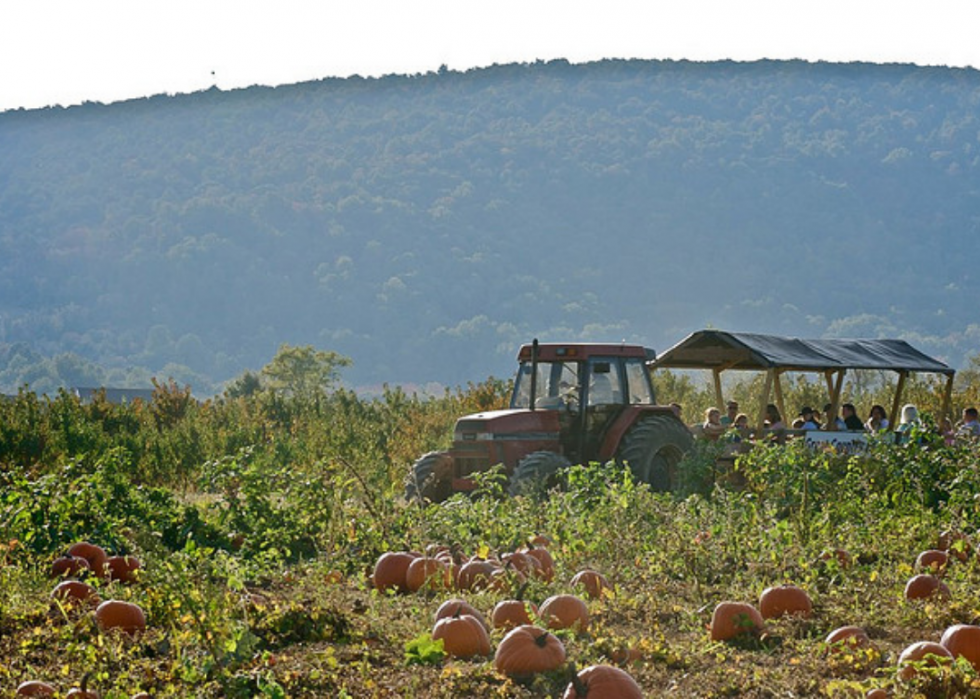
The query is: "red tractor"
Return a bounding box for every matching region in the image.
[406,340,693,501]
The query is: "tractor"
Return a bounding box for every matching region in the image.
[405,340,693,501]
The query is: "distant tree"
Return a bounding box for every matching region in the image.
[260,344,352,399]
[224,370,263,399]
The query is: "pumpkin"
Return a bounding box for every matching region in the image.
[864,690,888,699]
[500,551,540,577]
[937,529,972,561]
[897,640,953,680]
[528,534,553,547]
[49,554,91,579]
[903,574,950,601]
[521,546,555,582]
[405,556,451,593]
[819,548,852,568]
[95,600,147,635]
[15,681,57,697]
[494,624,567,677]
[571,569,610,600]
[709,601,765,642]
[67,542,109,579]
[65,688,100,699]
[915,549,948,572]
[562,664,644,699]
[431,611,492,658]
[456,558,498,591]
[940,624,980,672]
[539,594,590,632]
[491,599,538,630]
[824,625,871,653]
[434,598,488,629]
[758,584,812,619]
[371,551,417,593]
[51,580,100,605]
[105,555,141,584]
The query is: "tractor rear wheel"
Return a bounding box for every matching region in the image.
[405,451,454,503]
[617,414,693,491]
[508,451,572,496]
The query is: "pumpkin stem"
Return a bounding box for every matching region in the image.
[533,630,552,647]
[567,662,589,696]
[516,580,529,601]
[80,672,92,693]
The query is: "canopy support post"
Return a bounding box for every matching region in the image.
[773,370,786,426]
[890,370,908,428]
[758,369,775,429]
[826,369,846,431]
[712,368,724,412]
[941,374,954,424]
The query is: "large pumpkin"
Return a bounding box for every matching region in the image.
[51,580,100,606]
[709,601,765,642]
[562,664,644,699]
[940,624,980,672]
[521,546,556,582]
[371,551,417,593]
[897,641,953,680]
[915,549,948,572]
[494,624,567,677]
[49,554,91,579]
[405,556,451,593]
[824,626,871,653]
[570,569,610,600]
[456,558,498,591]
[15,681,57,697]
[539,594,589,632]
[434,598,488,630]
[904,573,950,601]
[67,542,109,579]
[431,612,492,658]
[491,599,538,630]
[758,584,812,619]
[105,555,142,584]
[95,600,147,635]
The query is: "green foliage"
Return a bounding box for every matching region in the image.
[404,633,445,666]
[260,344,352,399]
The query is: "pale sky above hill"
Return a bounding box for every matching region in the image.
[2,0,979,112]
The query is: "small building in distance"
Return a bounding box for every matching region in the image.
[71,387,156,404]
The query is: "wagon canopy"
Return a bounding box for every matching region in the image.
[649,330,955,427]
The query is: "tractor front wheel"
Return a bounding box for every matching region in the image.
[617,414,693,491]
[405,451,454,503]
[508,451,572,496]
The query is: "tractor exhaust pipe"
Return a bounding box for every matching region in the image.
[529,338,539,410]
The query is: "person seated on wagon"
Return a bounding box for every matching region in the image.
[701,407,727,440]
[799,406,820,430]
[864,404,889,432]
[841,403,865,430]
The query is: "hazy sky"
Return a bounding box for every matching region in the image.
[2,1,979,112]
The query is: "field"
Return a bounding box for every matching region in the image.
[2,381,980,697]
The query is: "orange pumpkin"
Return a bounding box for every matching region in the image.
[897,640,953,680]
[570,569,610,600]
[434,598,488,630]
[65,688,100,699]
[405,556,451,593]
[432,611,492,658]
[522,546,555,581]
[456,558,498,591]
[491,599,538,630]
[539,594,589,632]
[709,601,765,642]
[51,580,100,606]
[940,624,980,672]
[500,551,540,577]
[819,548,852,568]
[824,625,871,653]
[67,542,109,579]
[563,664,644,699]
[937,529,972,561]
[371,551,416,593]
[904,574,950,601]
[494,624,567,677]
[15,681,57,697]
[95,600,147,635]
[105,555,141,584]
[49,554,91,579]
[915,549,948,572]
[758,584,812,619]
[864,690,888,699]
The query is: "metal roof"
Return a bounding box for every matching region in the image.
[649,330,955,376]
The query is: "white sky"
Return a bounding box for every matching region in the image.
[2,1,979,112]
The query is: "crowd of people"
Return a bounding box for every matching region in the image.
[678,399,980,445]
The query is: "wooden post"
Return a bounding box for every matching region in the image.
[758,369,775,429]
[773,370,786,426]
[712,368,724,411]
[826,369,845,431]
[890,371,908,428]
[941,374,954,424]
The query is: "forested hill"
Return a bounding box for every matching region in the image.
[1,59,979,395]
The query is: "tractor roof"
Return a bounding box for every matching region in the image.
[516,342,654,362]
